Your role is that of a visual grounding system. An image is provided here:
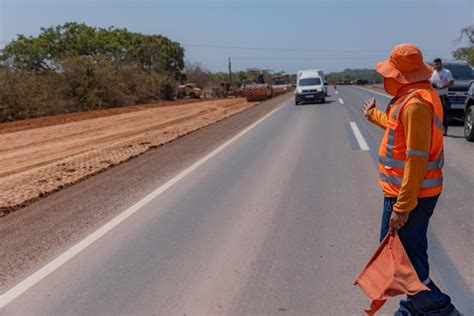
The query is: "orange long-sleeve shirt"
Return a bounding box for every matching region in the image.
[368,97,432,213]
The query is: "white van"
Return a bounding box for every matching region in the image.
[297,69,327,96]
[295,69,326,105]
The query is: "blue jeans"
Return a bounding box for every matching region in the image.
[381,196,457,315]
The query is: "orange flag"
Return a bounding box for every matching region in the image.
[354,230,430,315]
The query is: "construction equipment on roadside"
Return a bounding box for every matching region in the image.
[271,73,292,96]
[241,74,273,102]
[205,82,240,99]
[243,83,272,101]
[177,83,202,99]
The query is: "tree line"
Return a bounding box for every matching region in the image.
[0,22,184,122]
[1,23,472,123]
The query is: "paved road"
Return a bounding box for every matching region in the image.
[1,87,472,315]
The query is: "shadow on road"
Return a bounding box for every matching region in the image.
[297,100,336,106]
[448,118,464,126]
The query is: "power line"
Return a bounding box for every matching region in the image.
[231,56,388,61]
[182,43,449,54]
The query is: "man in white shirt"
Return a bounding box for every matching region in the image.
[430,58,454,135]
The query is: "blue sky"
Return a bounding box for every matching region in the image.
[1,0,472,73]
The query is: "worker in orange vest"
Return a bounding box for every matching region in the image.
[361,44,459,316]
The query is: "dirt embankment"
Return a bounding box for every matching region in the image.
[0,99,202,135]
[0,98,256,215]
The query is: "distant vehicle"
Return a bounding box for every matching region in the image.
[240,79,254,89]
[351,79,369,85]
[295,69,326,105]
[271,74,292,96]
[241,77,272,102]
[298,69,328,96]
[437,60,474,116]
[463,80,474,141]
[177,83,202,99]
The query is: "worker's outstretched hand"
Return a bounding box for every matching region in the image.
[362,98,376,118]
[390,211,409,230]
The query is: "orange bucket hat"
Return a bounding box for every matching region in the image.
[376,43,433,84]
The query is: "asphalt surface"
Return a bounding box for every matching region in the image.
[0,94,290,289]
[1,87,472,315]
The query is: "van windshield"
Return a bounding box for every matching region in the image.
[299,78,321,86]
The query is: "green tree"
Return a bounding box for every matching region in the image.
[453,25,474,66]
[1,22,185,77]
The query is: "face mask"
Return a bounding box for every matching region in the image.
[384,77,403,96]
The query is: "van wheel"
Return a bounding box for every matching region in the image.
[465,106,474,142]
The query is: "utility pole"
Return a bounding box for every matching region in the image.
[228,57,232,92]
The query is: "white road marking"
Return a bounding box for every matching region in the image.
[335,90,339,94]
[338,98,344,104]
[355,86,390,98]
[0,103,285,308]
[349,122,370,151]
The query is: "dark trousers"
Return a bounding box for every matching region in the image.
[381,196,456,315]
[439,95,450,131]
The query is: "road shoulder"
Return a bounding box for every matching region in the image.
[0,93,292,291]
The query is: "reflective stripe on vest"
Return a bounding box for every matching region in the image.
[379,148,444,170]
[385,115,443,160]
[385,90,418,158]
[406,149,429,157]
[386,128,396,157]
[378,88,444,196]
[434,114,443,131]
[379,173,443,188]
[381,89,444,171]
[391,90,418,120]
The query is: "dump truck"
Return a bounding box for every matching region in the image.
[177,83,202,99]
[271,74,292,96]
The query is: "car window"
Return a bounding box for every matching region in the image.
[299,78,322,86]
[444,64,474,80]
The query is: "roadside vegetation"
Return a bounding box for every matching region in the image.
[326,69,382,84]
[0,22,184,122]
[452,25,474,66]
[0,22,282,123]
[1,23,471,123]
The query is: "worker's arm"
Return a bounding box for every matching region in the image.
[367,108,388,129]
[393,98,433,213]
[362,97,388,129]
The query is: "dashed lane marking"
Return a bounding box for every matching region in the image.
[349,122,370,151]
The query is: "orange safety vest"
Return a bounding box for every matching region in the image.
[378,88,444,197]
